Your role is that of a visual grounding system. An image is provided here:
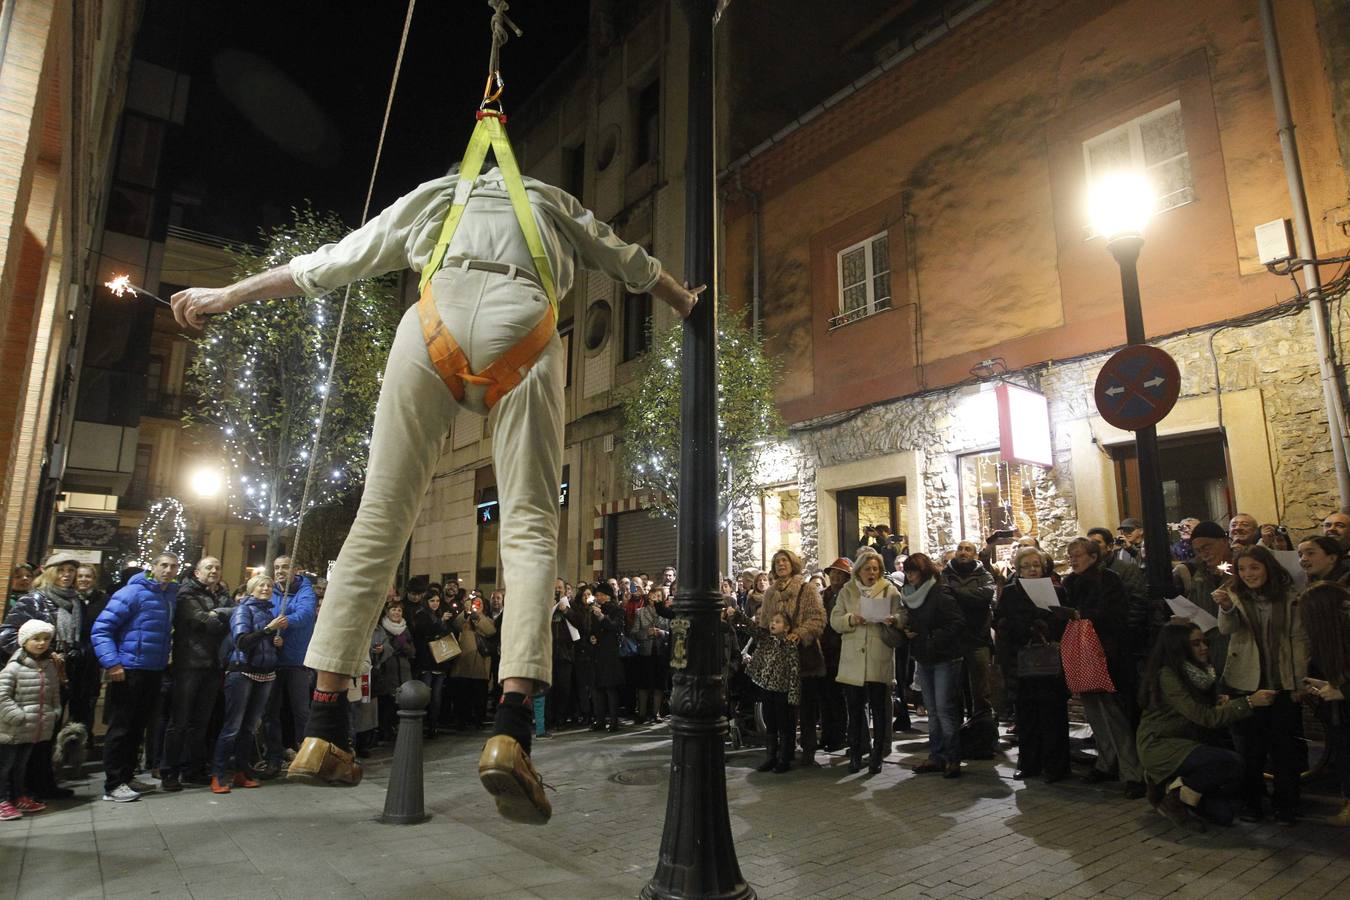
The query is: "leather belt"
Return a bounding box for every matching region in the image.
[444,257,544,291]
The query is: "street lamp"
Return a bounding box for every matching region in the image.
[189,466,223,563]
[1087,172,1175,604]
[643,1,753,898]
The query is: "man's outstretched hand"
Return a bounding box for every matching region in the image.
[651,269,706,319]
[171,286,235,330]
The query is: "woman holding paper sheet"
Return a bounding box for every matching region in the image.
[995,548,1071,782]
[896,552,966,779]
[830,547,905,775]
[1213,544,1308,824]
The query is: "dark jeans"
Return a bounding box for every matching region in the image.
[1232,691,1302,815]
[450,677,488,729]
[0,743,35,801]
[163,668,222,776]
[916,660,962,764]
[213,672,273,778]
[761,689,796,764]
[418,671,447,731]
[263,666,312,765]
[573,659,595,720]
[844,681,891,765]
[1014,678,1070,776]
[593,686,620,726]
[892,646,913,731]
[820,674,848,749]
[797,675,825,754]
[1175,744,1245,824]
[1328,704,1350,797]
[549,660,573,726]
[102,669,164,794]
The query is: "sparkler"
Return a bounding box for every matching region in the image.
[105,274,172,307]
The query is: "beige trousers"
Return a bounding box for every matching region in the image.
[303,264,563,687]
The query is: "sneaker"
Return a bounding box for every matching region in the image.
[0,801,21,820]
[102,784,141,803]
[14,796,46,813]
[127,778,157,794]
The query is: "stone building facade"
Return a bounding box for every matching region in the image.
[722,0,1350,574]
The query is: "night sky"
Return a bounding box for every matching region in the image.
[160,1,588,242]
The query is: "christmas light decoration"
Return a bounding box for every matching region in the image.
[135,497,190,566]
[182,205,400,562]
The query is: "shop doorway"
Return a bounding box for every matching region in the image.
[836,480,906,559]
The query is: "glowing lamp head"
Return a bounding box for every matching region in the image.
[1086,171,1154,241]
[189,467,223,498]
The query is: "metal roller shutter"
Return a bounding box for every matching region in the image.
[611,509,677,577]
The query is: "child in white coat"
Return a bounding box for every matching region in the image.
[0,619,62,819]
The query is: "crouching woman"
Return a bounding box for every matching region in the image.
[1137,622,1276,831]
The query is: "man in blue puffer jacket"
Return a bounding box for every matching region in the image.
[91,553,180,802]
[258,556,317,778]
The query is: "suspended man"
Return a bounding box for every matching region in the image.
[171,150,700,824]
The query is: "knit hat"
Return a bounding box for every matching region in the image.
[823,557,853,575]
[18,619,55,645]
[1191,521,1227,541]
[592,581,617,601]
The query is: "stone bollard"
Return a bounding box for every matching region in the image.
[380,679,431,824]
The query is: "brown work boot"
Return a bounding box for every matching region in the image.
[286,737,363,787]
[478,735,552,825]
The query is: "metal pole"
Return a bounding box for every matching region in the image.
[1259,0,1350,508]
[644,1,753,897]
[1108,236,1173,602]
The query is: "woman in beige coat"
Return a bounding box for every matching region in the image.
[449,603,498,730]
[830,547,904,774]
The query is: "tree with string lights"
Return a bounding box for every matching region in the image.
[183,206,401,565]
[619,301,785,523]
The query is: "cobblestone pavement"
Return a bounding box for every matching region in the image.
[1,722,1346,900]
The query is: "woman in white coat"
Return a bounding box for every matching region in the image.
[830,547,905,774]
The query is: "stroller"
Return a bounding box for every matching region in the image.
[723,612,766,750]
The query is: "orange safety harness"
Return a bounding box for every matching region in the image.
[416,110,559,411]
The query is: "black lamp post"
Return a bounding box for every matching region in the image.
[1098,191,1174,603]
[643,1,753,898]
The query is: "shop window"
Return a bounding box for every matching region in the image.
[1111,432,1231,526]
[958,451,1040,544]
[759,487,802,570]
[831,231,890,329]
[475,485,500,594]
[1083,100,1192,234]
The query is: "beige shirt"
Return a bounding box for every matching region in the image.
[289,167,662,298]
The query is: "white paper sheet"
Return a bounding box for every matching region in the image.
[1165,595,1219,633]
[1270,549,1308,590]
[567,621,581,642]
[860,595,892,624]
[1019,577,1062,611]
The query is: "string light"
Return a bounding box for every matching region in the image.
[135,497,190,567]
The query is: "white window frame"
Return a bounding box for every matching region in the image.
[1083,99,1193,237]
[830,231,891,330]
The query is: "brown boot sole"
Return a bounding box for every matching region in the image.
[286,738,363,787]
[479,765,551,825]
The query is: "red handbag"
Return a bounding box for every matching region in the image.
[1059,619,1116,694]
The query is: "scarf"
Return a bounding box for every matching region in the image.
[380,615,407,637]
[1182,661,1216,693]
[39,585,80,649]
[900,577,936,610]
[860,576,889,600]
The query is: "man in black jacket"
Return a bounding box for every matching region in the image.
[161,557,232,790]
[942,541,996,722]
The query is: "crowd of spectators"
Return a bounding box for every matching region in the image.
[1,507,1347,835]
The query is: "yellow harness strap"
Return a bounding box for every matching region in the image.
[417,112,559,409]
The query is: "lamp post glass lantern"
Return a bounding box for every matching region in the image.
[1087,172,1175,603]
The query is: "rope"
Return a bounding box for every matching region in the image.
[482,0,523,107]
[282,0,417,610]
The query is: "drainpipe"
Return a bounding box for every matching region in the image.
[734,171,762,339]
[1260,0,1350,508]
